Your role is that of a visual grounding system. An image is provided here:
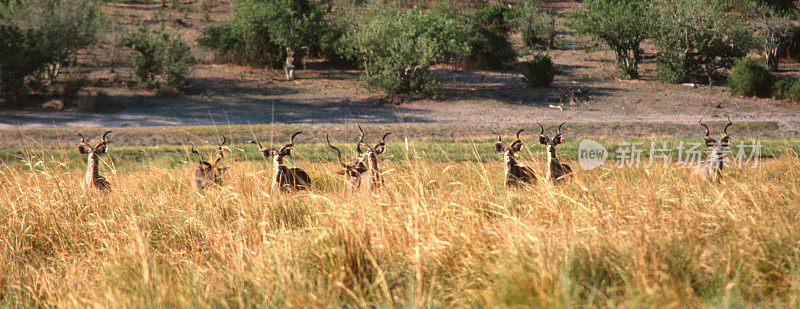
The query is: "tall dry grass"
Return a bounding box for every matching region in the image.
[1,142,799,307]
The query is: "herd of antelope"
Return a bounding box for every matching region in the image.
[73,117,735,192]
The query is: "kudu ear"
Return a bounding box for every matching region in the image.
[539,135,550,145]
[552,135,563,145]
[263,148,278,157]
[94,144,108,154]
[512,141,524,152]
[703,136,717,147]
[78,145,88,154]
[720,136,731,147]
[495,141,506,152]
[374,133,390,154]
[94,130,111,154]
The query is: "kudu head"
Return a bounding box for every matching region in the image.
[246,131,302,164]
[76,130,111,160]
[538,122,566,155]
[191,136,227,173]
[495,129,525,163]
[699,116,732,168]
[327,134,362,178]
[354,125,390,170]
[355,125,390,155]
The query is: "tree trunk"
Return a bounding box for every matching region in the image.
[284,46,295,81]
[764,35,780,71]
[616,47,639,79]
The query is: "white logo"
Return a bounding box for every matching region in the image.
[578,139,607,170]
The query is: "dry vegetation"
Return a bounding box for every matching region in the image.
[2,135,800,306]
[3,0,800,306]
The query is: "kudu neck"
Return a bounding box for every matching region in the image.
[547,146,559,162]
[708,145,725,170]
[273,155,285,165]
[367,153,379,170]
[504,151,517,167]
[86,153,100,177]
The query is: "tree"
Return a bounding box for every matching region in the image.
[654,0,756,84]
[0,0,103,105]
[0,25,47,104]
[236,0,327,80]
[513,0,556,51]
[465,3,517,69]
[118,24,195,90]
[343,9,471,94]
[748,3,796,71]
[567,0,655,79]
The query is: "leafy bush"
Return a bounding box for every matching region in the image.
[772,79,791,99]
[316,14,354,67]
[773,79,800,102]
[464,9,516,70]
[513,0,556,51]
[470,3,514,35]
[198,0,329,79]
[728,58,775,98]
[198,21,282,67]
[344,9,471,95]
[780,25,800,60]
[772,79,800,102]
[521,54,557,88]
[789,81,800,102]
[0,25,47,103]
[464,25,516,70]
[118,24,195,90]
[567,0,654,79]
[0,0,103,105]
[654,0,757,84]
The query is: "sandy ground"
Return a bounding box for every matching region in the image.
[1,0,799,135]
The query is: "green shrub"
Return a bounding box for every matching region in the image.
[470,3,514,35]
[0,0,103,105]
[789,81,800,102]
[654,0,757,84]
[316,14,354,67]
[344,9,471,95]
[772,79,800,102]
[780,25,800,60]
[513,0,556,51]
[118,24,195,90]
[198,21,282,68]
[772,79,791,99]
[0,25,47,104]
[197,0,329,79]
[728,58,776,98]
[465,20,516,70]
[567,0,654,79]
[521,54,557,88]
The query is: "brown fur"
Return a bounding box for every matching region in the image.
[327,126,390,191]
[691,117,732,183]
[191,137,227,191]
[247,131,311,191]
[495,129,536,187]
[76,131,112,192]
[538,123,572,183]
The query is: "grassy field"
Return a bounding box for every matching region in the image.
[1,125,800,307]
